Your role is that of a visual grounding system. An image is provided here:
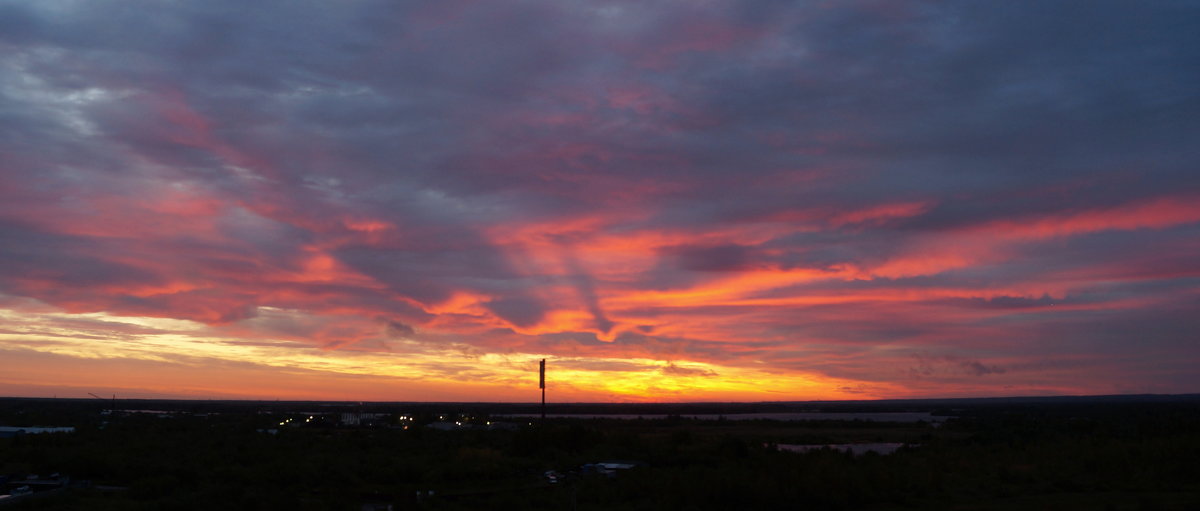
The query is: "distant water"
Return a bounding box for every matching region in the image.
[776,442,906,455]
[0,426,75,434]
[495,412,945,423]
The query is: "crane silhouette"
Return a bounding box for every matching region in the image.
[88,392,115,413]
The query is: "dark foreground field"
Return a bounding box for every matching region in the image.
[1,396,1198,510]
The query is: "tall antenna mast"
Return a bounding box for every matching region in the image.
[539,359,546,420]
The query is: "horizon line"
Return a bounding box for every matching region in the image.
[4,391,1198,405]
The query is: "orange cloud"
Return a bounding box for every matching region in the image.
[972,195,1200,240]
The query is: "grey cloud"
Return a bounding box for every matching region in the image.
[909,352,1005,379]
[661,362,718,378]
[562,251,615,334]
[384,319,415,339]
[484,296,545,329]
[667,243,753,272]
[960,360,1006,377]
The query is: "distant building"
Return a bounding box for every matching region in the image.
[340,412,389,427]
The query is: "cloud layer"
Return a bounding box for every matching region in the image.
[1,0,1198,400]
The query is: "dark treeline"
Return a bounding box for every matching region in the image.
[1,396,1198,510]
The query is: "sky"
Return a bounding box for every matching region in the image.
[1,0,1198,402]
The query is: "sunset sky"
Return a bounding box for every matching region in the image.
[1,1,1197,402]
